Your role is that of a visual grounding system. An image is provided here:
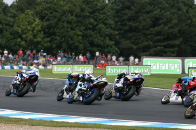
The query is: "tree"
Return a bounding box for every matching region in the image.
[14,10,49,52]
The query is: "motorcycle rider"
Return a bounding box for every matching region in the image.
[14,67,39,92]
[114,72,143,95]
[178,72,196,92]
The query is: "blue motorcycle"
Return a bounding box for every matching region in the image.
[5,68,39,97]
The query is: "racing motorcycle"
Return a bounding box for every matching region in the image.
[161,79,196,105]
[5,68,39,97]
[56,73,108,105]
[184,95,196,119]
[104,73,144,101]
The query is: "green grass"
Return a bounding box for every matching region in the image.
[0,117,181,130]
[0,68,188,89]
[0,68,188,130]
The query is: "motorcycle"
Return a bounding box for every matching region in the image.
[57,73,108,105]
[5,68,39,97]
[184,95,196,119]
[161,79,196,105]
[104,73,144,101]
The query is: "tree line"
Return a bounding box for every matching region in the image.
[0,0,196,59]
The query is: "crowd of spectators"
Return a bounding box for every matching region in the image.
[0,49,140,67]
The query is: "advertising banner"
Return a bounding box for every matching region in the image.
[185,59,196,74]
[72,65,94,73]
[106,66,128,75]
[143,58,182,74]
[129,65,151,75]
[52,65,94,74]
[52,65,72,74]
[188,67,196,77]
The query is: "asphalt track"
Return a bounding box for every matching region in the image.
[0,76,195,125]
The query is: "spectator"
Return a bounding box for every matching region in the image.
[4,49,8,62]
[86,52,90,64]
[14,55,19,65]
[39,50,44,58]
[61,51,64,59]
[52,56,57,64]
[57,51,61,64]
[119,56,124,65]
[107,54,111,65]
[83,56,87,64]
[64,52,67,63]
[135,57,139,65]
[70,53,75,64]
[112,54,116,65]
[129,55,134,65]
[18,49,23,64]
[1,55,5,65]
[8,53,13,62]
[79,54,84,64]
[75,56,79,64]
[0,50,2,57]
[101,54,106,64]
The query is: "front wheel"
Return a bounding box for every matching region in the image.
[57,89,64,101]
[5,87,12,96]
[184,95,194,107]
[184,105,196,119]
[17,82,31,97]
[121,85,136,101]
[67,94,74,104]
[161,94,170,104]
[83,88,99,105]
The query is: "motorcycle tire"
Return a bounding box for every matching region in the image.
[184,96,193,107]
[17,82,31,97]
[67,95,74,104]
[184,105,196,119]
[5,88,11,96]
[83,88,99,105]
[161,94,170,104]
[121,85,136,101]
[104,88,112,100]
[57,89,64,101]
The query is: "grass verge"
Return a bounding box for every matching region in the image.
[0,117,181,130]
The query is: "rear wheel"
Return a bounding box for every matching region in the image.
[184,105,196,119]
[17,82,31,97]
[57,89,64,101]
[121,85,136,101]
[104,88,112,100]
[161,94,170,104]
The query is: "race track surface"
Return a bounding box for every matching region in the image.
[0,76,195,125]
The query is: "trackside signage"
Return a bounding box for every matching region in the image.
[129,66,151,75]
[106,66,151,75]
[52,65,93,74]
[188,67,196,77]
[143,58,182,74]
[73,65,93,73]
[52,65,72,74]
[185,59,196,74]
[106,66,128,75]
